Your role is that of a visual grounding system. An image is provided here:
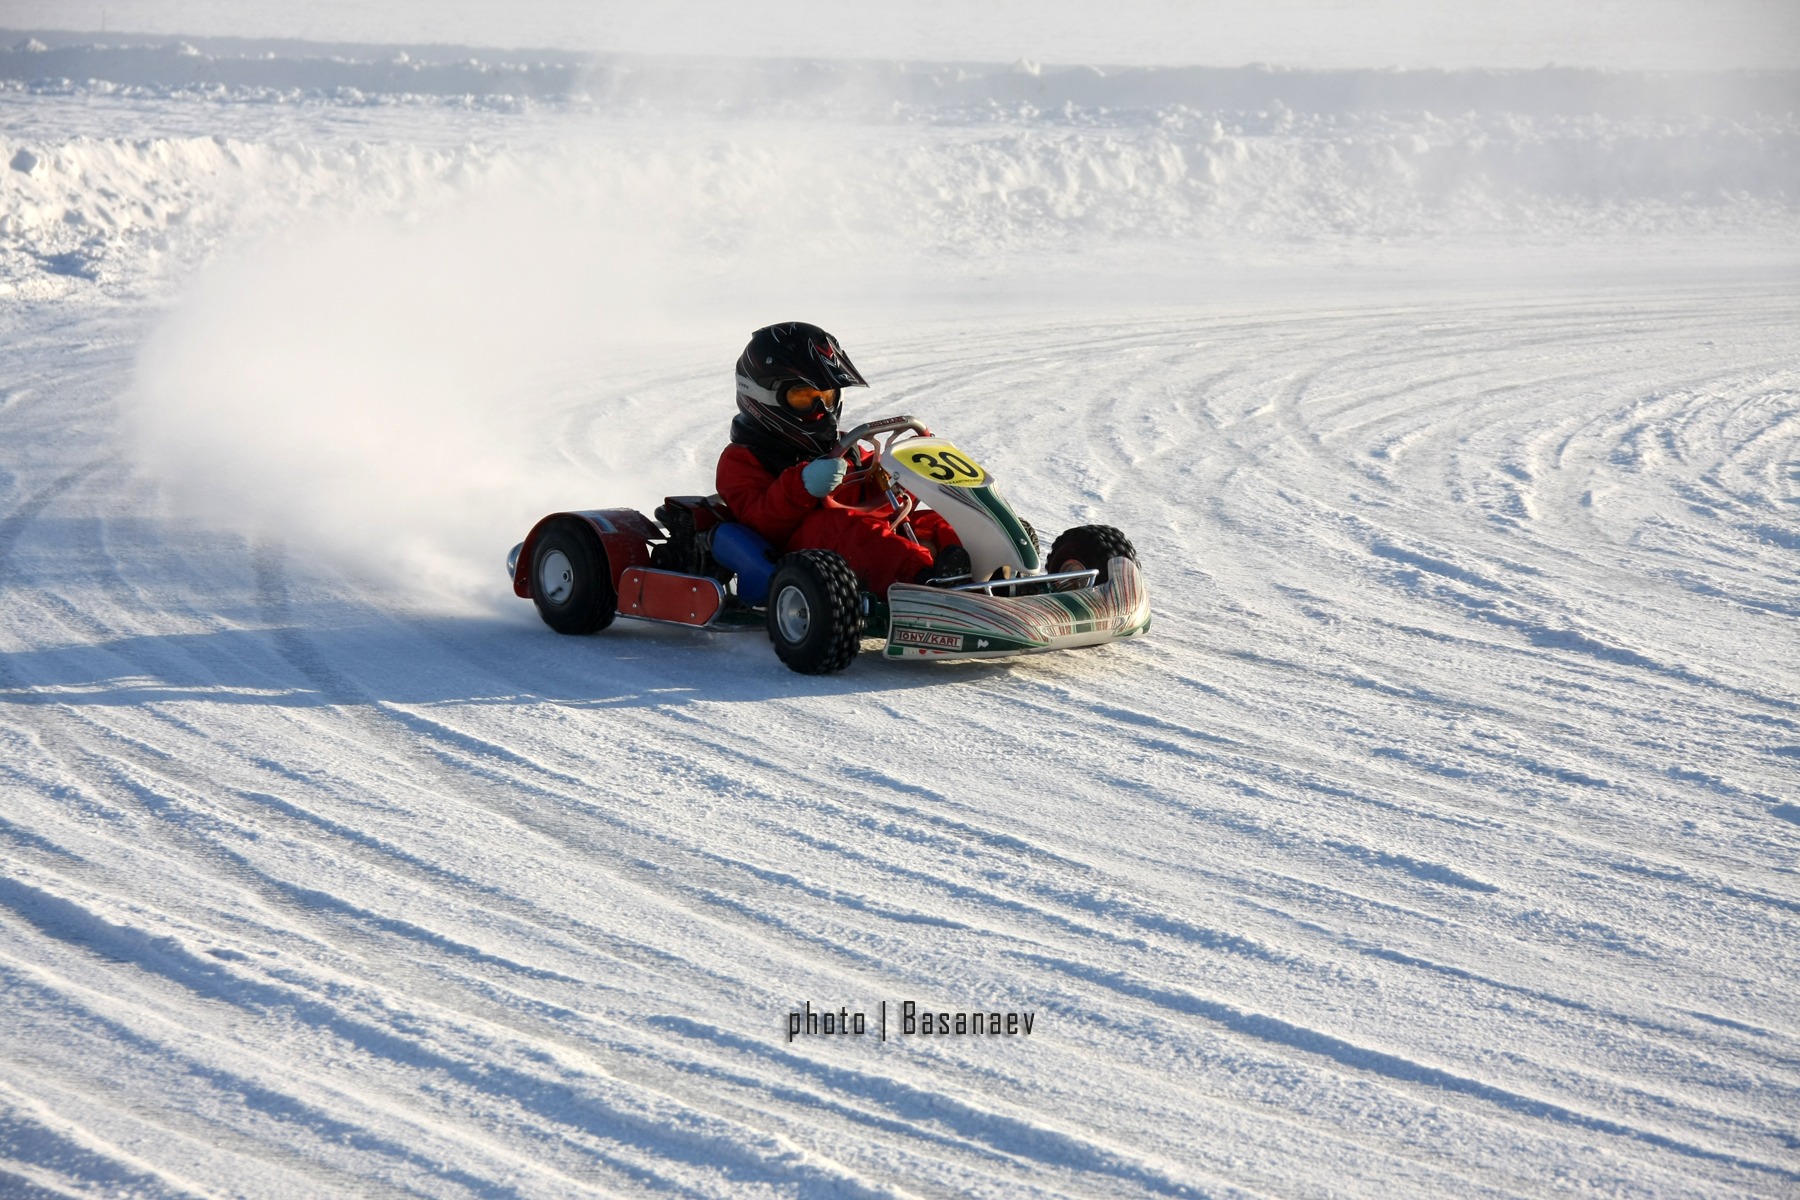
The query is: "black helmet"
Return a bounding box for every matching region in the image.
[734,322,868,458]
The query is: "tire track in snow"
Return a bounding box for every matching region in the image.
[0,456,116,567]
[853,302,1800,1194]
[235,548,1174,1197]
[405,636,1800,1194]
[0,788,910,1198]
[3,535,919,1189]
[358,629,1389,1194]
[9,285,1800,1196]
[1017,952,1800,1185]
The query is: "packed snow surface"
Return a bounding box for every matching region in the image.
[1,26,1798,1200]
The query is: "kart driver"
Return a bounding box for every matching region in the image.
[716,322,970,595]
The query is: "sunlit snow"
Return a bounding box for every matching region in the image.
[1,8,1797,1199]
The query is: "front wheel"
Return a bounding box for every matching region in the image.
[766,550,865,674]
[1046,525,1137,589]
[531,520,617,634]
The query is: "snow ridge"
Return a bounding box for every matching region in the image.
[4,106,1795,300]
[3,33,1794,300]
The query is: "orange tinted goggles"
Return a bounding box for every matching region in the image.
[783,384,841,411]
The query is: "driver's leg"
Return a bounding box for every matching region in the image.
[791,506,935,595]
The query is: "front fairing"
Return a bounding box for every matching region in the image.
[879,438,1040,578]
[883,556,1150,660]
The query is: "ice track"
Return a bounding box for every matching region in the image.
[2,282,1798,1198]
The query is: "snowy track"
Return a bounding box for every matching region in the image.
[3,278,1797,1197]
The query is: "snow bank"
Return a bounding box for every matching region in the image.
[4,99,1795,297]
[0,134,502,297]
[3,35,1794,299]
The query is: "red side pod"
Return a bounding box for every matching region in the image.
[513,509,661,598]
[617,567,726,625]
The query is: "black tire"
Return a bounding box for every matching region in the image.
[1046,524,1137,588]
[998,517,1049,594]
[1020,517,1042,558]
[531,520,617,635]
[766,550,864,674]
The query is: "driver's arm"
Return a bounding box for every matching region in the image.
[716,445,818,544]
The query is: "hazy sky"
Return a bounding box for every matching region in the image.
[7,1,1798,69]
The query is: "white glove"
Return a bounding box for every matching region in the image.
[801,456,848,498]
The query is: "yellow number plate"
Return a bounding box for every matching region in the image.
[895,442,989,487]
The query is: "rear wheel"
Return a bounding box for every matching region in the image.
[531,520,617,634]
[1047,525,1137,589]
[766,550,864,674]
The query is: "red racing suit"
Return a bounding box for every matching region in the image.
[716,443,960,596]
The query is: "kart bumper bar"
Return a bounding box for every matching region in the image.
[941,567,1099,595]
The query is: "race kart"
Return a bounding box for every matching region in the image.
[506,416,1150,674]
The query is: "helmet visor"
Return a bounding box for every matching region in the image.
[783,384,841,413]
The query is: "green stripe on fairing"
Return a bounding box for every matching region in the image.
[884,631,1043,657]
[969,484,1041,570]
[1042,565,1148,629]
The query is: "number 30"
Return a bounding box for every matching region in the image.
[912,451,980,482]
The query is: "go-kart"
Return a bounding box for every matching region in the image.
[506,416,1150,674]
